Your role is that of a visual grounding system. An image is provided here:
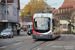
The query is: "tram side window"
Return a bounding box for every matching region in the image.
[52,20,58,28]
[52,19,60,32]
[34,19,37,30]
[52,20,55,29]
[53,20,56,26]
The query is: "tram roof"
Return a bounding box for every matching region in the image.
[34,13,53,19]
[33,13,60,22]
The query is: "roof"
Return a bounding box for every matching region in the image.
[2,0,20,10]
[59,0,75,9]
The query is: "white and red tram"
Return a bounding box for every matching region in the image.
[33,13,60,39]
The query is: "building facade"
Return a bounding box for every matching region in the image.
[52,0,75,33]
[0,0,20,34]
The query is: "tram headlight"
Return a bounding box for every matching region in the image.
[33,33,36,37]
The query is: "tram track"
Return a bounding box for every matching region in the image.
[30,41,47,50]
[16,37,59,50]
[16,39,47,50]
[16,40,37,50]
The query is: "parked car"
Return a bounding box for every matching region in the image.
[0,28,13,38]
[27,28,33,35]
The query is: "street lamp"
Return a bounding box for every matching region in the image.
[5,0,7,20]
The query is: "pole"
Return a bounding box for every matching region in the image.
[6,0,9,28]
[6,0,7,20]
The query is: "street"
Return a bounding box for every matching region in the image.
[0,32,75,50]
[0,0,75,50]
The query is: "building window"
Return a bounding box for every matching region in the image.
[69,8,70,11]
[59,17,60,19]
[63,9,65,12]
[57,17,59,19]
[4,7,9,14]
[63,17,65,20]
[61,9,62,13]
[58,10,60,13]
[62,24,67,29]
[60,16,61,20]
[63,17,64,20]
[66,8,67,12]
[62,16,64,20]
[61,16,62,20]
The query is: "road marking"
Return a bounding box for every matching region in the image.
[59,36,63,40]
[46,43,54,46]
[14,42,22,45]
[0,46,7,49]
[37,47,42,50]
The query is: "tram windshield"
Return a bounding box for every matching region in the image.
[34,17,50,33]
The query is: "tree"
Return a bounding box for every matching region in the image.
[71,11,75,25]
[20,0,51,18]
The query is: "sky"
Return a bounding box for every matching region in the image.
[20,0,64,9]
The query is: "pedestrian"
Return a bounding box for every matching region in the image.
[17,28,20,35]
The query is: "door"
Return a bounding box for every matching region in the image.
[69,24,71,31]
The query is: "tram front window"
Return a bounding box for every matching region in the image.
[34,17,50,33]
